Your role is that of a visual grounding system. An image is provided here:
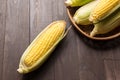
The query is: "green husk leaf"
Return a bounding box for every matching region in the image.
[65,0,95,7]
[73,0,98,25]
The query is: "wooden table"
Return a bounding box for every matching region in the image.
[0,0,120,80]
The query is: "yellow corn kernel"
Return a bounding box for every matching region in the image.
[17,20,67,74]
[24,22,65,67]
[89,0,120,23]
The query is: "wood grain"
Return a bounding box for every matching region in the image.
[104,60,120,80]
[74,30,106,80]
[0,0,120,80]
[2,0,29,80]
[30,0,54,40]
[0,0,6,79]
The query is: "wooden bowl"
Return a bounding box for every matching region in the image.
[66,7,120,40]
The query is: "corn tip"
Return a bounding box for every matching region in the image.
[90,30,97,37]
[17,68,29,74]
[17,68,24,73]
[17,64,29,74]
[73,16,79,23]
[65,0,72,6]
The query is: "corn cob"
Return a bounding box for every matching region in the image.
[90,8,120,37]
[89,0,120,23]
[73,1,98,25]
[65,0,94,7]
[17,20,67,74]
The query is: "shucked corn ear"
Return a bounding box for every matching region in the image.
[65,0,94,7]
[73,0,98,25]
[90,8,120,37]
[17,20,68,74]
[89,0,120,23]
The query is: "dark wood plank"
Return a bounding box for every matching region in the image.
[104,60,120,80]
[2,0,29,80]
[114,60,120,80]
[0,0,6,79]
[101,46,120,60]
[78,35,120,60]
[101,44,120,60]
[113,47,120,60]
[104,60,116,80]
[76,33,120,80]
[30,0,54,40]
[74,31,106,80]
[71,32,120,80]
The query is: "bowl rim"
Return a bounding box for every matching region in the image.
[66,8,120,40]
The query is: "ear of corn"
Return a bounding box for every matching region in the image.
[17,20,67,74]
[89,0,120,23]
[73,1,98,25]
[90,8,120,37]
[65,0,94,7]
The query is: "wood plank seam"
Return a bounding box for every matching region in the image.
[104,59,117,80]
[104,58,120,61]
[1,0,7,80]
